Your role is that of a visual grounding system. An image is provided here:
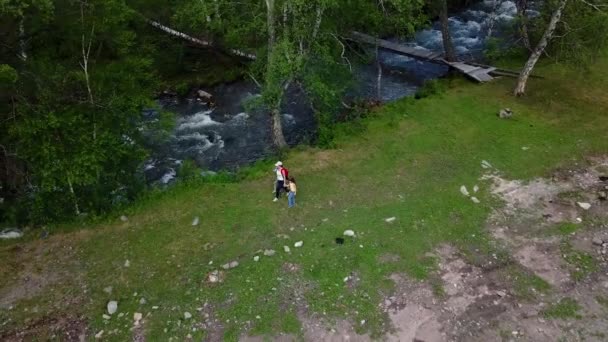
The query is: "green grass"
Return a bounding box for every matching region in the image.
[2,55,608,340]
[542,298,582,319]
[501,264,552,301]
[553,222,581,236]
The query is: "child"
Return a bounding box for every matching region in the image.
[287,177,297,208]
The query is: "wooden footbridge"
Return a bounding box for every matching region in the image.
[350,31,520,83]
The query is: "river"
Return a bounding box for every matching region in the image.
[144,0,538,185]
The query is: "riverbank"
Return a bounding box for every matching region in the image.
[1,55,608,340]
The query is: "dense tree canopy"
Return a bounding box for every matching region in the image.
[1,0,607,223]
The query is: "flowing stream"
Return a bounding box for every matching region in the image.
[144,0,536,184]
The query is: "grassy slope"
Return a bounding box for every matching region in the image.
[1,56,608,340]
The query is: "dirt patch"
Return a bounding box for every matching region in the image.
[513,244,570,288]
[0,230,90,309]
[0,314,88,341]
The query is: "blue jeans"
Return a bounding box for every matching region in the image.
[288,191,296,207]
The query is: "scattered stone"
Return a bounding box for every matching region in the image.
[124,260,130,267]
[473,185,479,193]
[576,217,583,223]
[263,249,276,256]
[253,256,260,262]
[294,241,303,248]
[118,312,124,318]
[592,238,604,246]
[197,89,213,99]
[107,301,118,315]
[385,217,396,223]
[471,196,480,204]
[343,230,355,237]
[102,314,111,320]
[0,228,23,239]
[577,202,591,210]
[192,217,199,226]
[139,298,147,305]
[496,290,506,297]
[498,108,513,119]
[103,286,113,294]
[133,312,143,324]
[207,270,224,283]
[184,312,192,320]
[522,146,530,151]
[481,160,492,169]
[222,261,239,269]
[152,306,159,310]
[460,185,470,197]
[599,191,607,201]
[95,330,104,339]
[120,215,128,222]
[283,246,291,253]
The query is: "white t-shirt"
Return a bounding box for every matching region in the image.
[275,167,284,181]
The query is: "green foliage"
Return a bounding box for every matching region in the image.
[0,64,17,84]
[542,298,582,319]
[414,79,446,99]
[177,160,200,181]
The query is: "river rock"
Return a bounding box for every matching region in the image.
[593,237,604,246]
[107,301,118,315]
[577,202,591,210]
[197,90,213,99]
[0,228,23,239]
[498,108,513,119]
[294,241,303,248]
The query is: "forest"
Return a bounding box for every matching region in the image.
[1,0,607,223]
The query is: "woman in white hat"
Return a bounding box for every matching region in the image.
[273,161,289,202]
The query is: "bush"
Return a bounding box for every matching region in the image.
[414,79,445,99]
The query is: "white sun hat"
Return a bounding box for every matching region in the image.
[275,161,283,166]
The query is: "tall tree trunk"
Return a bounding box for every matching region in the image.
[18,18,27,61]
[439,0,457,62]
[514,0,568,96]
[271,107,287,148]
[265,0,276,66]
[376,46,382,100]
[66,174,81,216]
[516,0,531,50]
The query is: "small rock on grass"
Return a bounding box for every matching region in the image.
[471,197,480,204]
[473,185,479,193]
[577,202,591,210]
[192,216,199,226]
[294,241,303,248]
[253,256,260,262]
[263,249,276,256]
[95,330,104,339]
[124,260,130,267]
[120,215,128,222]
[107,301,118,315]
[102,314,111,320]
[284,246,291,253]
[184,312,192,320]
[460,185,470,197]
[139,298,147,305]
[343,230,355,237]
[481,160,492,169]
[133,312,143,324]
[103,286,113,294]
[385,217,396,223]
